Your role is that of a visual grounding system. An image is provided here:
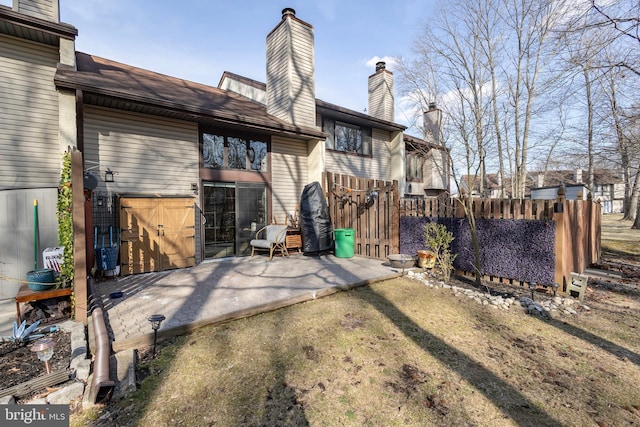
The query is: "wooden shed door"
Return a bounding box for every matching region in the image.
[120,197,195,275]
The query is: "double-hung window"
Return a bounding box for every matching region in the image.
[324,118,371,156]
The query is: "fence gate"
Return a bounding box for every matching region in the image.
[323,172,399,259]
[119,196,196,275]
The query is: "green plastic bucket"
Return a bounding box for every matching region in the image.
[334,228,354,258]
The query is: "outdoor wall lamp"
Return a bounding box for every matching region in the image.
[148,314,165,357]
[529,282,537,301]
[104,169,115,183]
[97,196,104,207]
[31,337,55,374]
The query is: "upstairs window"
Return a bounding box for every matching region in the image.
[202,132,268,172]
[406,153,423,182]
[324,119,371,156]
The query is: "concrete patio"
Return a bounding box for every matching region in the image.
[93,254,401,352]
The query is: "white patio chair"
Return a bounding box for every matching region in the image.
[250,224,289,260]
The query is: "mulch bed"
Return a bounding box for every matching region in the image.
[0,328,71,399]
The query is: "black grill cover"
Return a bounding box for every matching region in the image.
[299,182,334,254]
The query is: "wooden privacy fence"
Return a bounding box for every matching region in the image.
[400,194,601,294]
[322,172,601,294]
[323,172,399,259]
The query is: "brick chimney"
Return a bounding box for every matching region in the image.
[13,0,59,23]
[266,8,316,127]
[368,61,394,122]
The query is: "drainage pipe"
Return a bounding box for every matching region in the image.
[88,277,115,402]
[91,306,115,402]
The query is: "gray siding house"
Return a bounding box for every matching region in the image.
[1,1,448,289]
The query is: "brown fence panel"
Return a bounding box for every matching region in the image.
[323,172,398,260]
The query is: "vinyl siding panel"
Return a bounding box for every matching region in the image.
[84,107,201,263]
[368,72,394,122]
[0,188,58,298]
[271,136,309,222]
[15,0,58,22]
[0,34,59,190]
[83,106,199,195]
[266,17,315,127]
[325,128,392,181]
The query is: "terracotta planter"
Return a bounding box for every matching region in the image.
[417,250,436,269]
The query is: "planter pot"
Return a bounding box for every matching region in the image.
[26,268,56,291]
[417,250,436,269]
[387,254,416,269]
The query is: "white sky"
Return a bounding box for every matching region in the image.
[2,0,437,128]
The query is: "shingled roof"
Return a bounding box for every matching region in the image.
[54,52,326,140]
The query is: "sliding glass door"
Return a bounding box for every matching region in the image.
[202,182,267,258]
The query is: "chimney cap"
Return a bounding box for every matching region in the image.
[282,8,296,18]
[375,61,386,72]
[428,102,437,110]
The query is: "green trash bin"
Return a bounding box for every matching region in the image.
[334,228,354,258]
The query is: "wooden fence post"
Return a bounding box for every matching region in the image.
[553,187,568,294]
[71,149,87,324]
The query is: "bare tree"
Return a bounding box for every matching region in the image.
[555,0,640,226]
[590,0,640,77]
[503,0,568,198]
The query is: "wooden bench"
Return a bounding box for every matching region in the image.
[15,284,72,322]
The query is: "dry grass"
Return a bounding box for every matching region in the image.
[79,277,640,426]
[73,215,640,427]
[601,214,640,260]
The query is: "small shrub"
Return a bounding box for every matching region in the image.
[424,222,457,282]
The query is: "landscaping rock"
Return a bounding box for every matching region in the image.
[409,271,584,319]
[74,359,92,381]
[0,396,15,405]
[47,382,85,405]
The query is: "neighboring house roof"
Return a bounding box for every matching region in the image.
[533,169,624,187]
[218,71,266,92]
[54,53,326,140]
[218,71,407,132]
[0,5,77,44]
[461,168,624,197]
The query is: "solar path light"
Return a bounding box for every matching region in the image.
[31,337,55,374]
[148,314,165,357]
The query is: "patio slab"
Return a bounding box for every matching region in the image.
[94,254,402,352]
